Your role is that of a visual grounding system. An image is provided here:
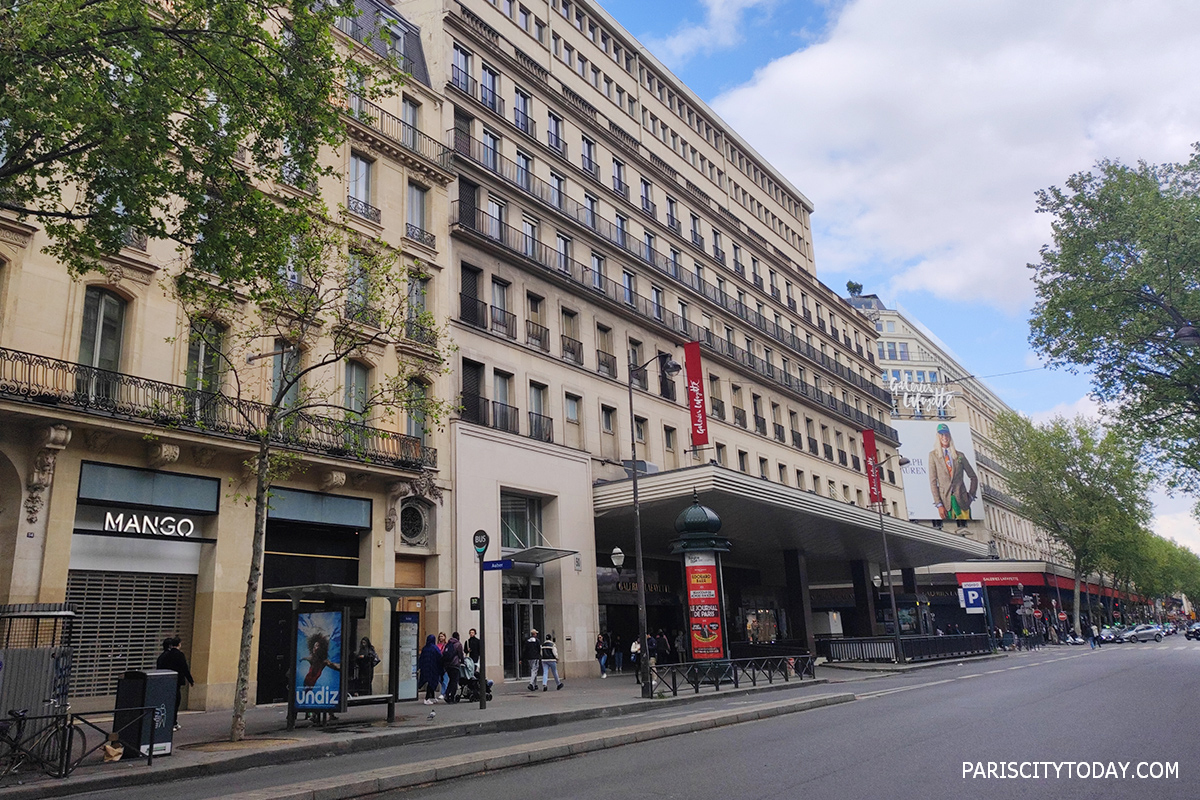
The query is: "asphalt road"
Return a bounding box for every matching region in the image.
[71,641,1200,800]
[397,641,1200,800]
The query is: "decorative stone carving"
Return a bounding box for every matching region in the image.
[83,430,116,452]
[25,425,71,524]
[0,228,32,248]
[397,502,430,547]
[192,446,219,467]
[147,442,180,469]
[349,472,371,490]
[320,470,347,492]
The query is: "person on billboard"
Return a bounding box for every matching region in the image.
[300,625,340,688]
[928,423,978,520]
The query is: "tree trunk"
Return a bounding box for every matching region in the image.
[230,440,272,742]
[1072,571,1082,638]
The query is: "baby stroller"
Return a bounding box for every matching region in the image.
[455,657,493,702]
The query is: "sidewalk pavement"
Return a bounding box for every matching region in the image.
[0,667,845,800]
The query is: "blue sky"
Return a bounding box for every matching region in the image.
[597,0,1200,552]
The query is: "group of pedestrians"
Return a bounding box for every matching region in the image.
[417,628,482,704]
[523,629,564,691]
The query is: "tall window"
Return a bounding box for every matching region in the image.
[406,379,427,442]
[407,183,428,234]
[452,45,472,91]
[272,339,299,409]
[482,129,500,172]
[345,360,369,421]
[481,66,499,111]
[79,287,126,373]
[186,321,225,393]
[349,153,371,204]
[547,113,564,151]
[500,493,543,549]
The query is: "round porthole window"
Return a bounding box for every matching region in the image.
[399,503,429,546]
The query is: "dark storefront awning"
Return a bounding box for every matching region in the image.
[507,546,578,564]
[593,464,988,569]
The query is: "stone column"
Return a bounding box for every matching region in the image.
[847,559,879,637]
[11,425,72,603]
[782,549,816,654]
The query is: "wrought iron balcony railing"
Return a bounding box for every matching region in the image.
[491,401,520,434]
[513,108,536,137]
[480,85,504,115]
[733,407,747,429]
[823,443,835,461]
[612,177,629,199]
[597,350,617,379]
[791,429,803,449]
[460,392,489,426]
[528,411,554,443]
[838,449,848,466]
[753,414,767,436]
[710,397,726,420]
[347,195,381,224]
[342,93,451,169]
[630,365,648,391]
[526,320,549,351]
[0,347,435,469]
[405,223,437,249]
[490,306,517,339]
[450,65,477,98]
[659,379,677,402]
[773,423,786,442]
[459,294,488,329]
[561,335,584,365]
[640,198,656,219]
[405,318,437,346]
[808,436,819,455]
[547,130,567,156]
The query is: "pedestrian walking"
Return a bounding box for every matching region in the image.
[417,634,443,705]
[465,628,481,663]
[656,631,671,665]
[540,634,563,690]
[524,628,542,690]
[595,633,608,677]
[630,638,641,682]
[155,636,194,731]
[436,632,449,698]
[613,634,624,673]
[1091,623,1102,649]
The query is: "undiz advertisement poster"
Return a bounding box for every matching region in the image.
[295,610,346,711]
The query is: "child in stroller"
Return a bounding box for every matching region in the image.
[454,656,493,702]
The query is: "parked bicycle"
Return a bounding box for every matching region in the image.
[0,699,86,779]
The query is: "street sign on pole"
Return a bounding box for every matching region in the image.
[482,559,513,571]
[1034,609,1043,619]
[1058,612,1067,621]
[960,581,986,615]
[472,530,490,555]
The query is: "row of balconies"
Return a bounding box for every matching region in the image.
[0,347,437,470]
[449,140,888,404]
[460,392,554,443]
[452,203,899,442]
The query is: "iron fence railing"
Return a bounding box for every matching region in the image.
[405,223,437,249]
[597,350,617,378]
[460,392,489,426]
[710,397,726,420]
[526,320,549,351]
[817,634,992,664]
[346,195,381,223]
[651,653,816,697]
[459,294,487,329]
[490,306,516,339]
[0,347,435,469]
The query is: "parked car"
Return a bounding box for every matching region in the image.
[1124,624,1163,643]
[1185,623,1200,641]
[1098,627,1121,644]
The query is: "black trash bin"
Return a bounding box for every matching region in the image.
[114,669,177,755]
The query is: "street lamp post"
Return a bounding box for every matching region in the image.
[629,352,682,698]
[873,452,908,664]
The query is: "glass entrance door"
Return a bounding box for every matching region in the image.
[502,574,544,679]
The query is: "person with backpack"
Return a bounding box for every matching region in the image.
[442,632,465,702]
[540,633,563,690]
[595,633,608,677]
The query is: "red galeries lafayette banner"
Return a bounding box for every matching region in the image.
[684,551,723,659]
[861,428,882,504]
[683,341,709,447]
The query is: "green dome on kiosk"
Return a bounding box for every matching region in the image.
[674,489,722,534]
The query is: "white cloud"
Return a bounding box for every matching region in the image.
[1028,394,1101,425]
[1150,488,1200,558]
[646,0,778,65]
[711,0,1200,312]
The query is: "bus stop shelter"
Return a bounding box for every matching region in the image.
[265,584,449,728]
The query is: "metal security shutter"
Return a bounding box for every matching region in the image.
[65,571,196,700]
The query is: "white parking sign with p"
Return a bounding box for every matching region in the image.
[960,581,985,615]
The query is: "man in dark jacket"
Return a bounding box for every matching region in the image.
[443,633,465,702]
[155,636,194,730]
[466,628,481,663]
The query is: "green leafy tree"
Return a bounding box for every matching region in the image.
[0,0,397,280]
[993,413,1151,635]
[1028,152,1200,503]
[846,280,864,297]
[174,220,453,741]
